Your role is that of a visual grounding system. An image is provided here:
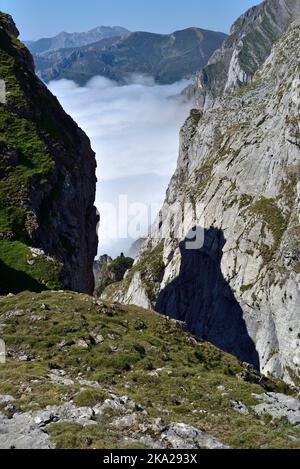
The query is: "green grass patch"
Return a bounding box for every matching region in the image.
[249,197,288,264]
[0,240,62,294]
[74,389,107,407]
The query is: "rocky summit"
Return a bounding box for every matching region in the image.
[94,254,134,297]
[185,0,300,109]
[103,9,300,385]
[0,12,98,295]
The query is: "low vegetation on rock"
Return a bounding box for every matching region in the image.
[0,12,98,295]
[0,291,299,449]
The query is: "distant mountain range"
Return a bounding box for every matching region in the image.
[28,27,227,85]
[25,26,130,54]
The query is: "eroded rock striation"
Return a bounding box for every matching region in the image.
[104,15,300,384]
[0,12,98,294]
[185,0,300,110]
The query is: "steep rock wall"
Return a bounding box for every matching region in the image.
[0,13,98,294]
[104,19,300,384]
[185,0,300,110]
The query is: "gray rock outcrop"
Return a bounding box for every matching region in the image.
[185,0,300,110]
[94,254,134,296]
[159,423,228,449]
[0,394,227,449]
[0,411,55,449]
[253,392,300,425]
[93,254,113,295]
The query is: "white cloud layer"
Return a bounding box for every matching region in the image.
[48,76,191,257]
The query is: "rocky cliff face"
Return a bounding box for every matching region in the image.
[94,255,113,296]
[185,0,300,110]
[94,254,134,297]
[104,17,300,384]
[0,13,98,294]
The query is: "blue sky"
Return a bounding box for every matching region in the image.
[0,0,258,40]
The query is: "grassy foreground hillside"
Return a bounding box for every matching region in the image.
[0,291,299,449]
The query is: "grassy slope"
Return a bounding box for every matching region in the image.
[0,25,54,226]
[0,291,299,449]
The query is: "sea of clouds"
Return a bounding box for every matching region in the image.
[48,75,191,257]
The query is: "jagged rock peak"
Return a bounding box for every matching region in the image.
[185,0,300,109]
[0,12,19,37]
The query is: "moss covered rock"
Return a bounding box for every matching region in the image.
[0,12,98,294]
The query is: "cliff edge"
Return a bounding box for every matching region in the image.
[0,12,98,294]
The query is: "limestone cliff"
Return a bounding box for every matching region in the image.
[103,18,300,384]
[185,0,300,110]
[0,13,98,294]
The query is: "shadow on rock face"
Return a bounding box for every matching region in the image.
[156,227,260,370]
[0,259,45,295]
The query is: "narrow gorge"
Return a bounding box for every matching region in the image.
[1,0,300,450]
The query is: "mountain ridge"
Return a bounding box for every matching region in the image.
[1,8,300,450]
[25,25,130,55]
[31,27,227,85]
[184,0,300,109]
